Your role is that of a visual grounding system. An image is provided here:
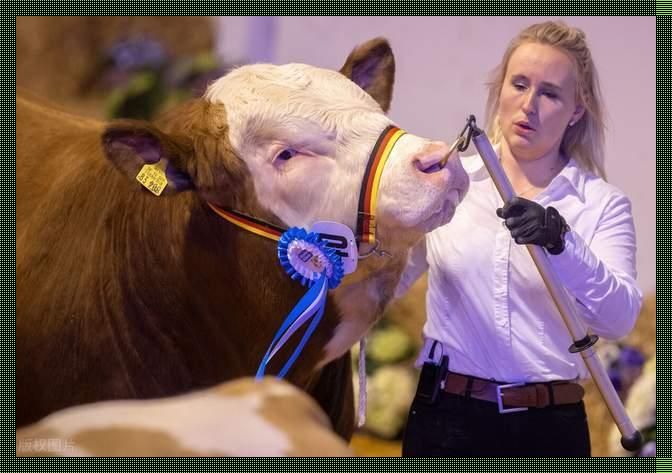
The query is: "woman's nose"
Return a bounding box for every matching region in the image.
[521,91,537,115]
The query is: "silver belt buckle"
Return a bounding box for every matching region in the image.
[496,382,528,414]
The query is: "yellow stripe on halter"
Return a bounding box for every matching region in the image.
[363,128,406,244]
[207,203,282,241]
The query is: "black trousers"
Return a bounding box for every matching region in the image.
[402,389,591,457]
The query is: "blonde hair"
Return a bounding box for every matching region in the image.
[484,21,607,179]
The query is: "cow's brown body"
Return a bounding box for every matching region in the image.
[17,94,353,434]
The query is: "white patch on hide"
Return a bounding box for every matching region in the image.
[37,386,294,456]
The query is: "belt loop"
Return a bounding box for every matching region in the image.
[546,384,555,406]
[428,340,440,360]
[464,377,474,399]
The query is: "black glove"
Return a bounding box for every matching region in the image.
[496,197,570,255]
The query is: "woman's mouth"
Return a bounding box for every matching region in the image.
[514,121,535,134]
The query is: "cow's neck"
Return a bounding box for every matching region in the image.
[323,238,408,366]
[202,205,409,371]
[107,192,347,389]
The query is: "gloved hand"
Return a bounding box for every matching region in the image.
[496,196,570,255]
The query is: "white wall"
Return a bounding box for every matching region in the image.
[215,16,655,295]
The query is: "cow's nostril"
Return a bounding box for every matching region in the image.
[415,160,443,174]
[425,163,443,174]
[414,141,453,174]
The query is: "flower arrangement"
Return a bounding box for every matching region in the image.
[596,342,655,457]
[97,37,227,120]
[352,321,419,439]
[609,355,655,457]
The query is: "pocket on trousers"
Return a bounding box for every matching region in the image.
[552,402,588,424]
[402,394,471,456]
[538,402,591,456]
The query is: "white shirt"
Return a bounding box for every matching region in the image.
[397,153,643,382]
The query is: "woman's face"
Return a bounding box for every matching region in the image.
[498,42,584,162]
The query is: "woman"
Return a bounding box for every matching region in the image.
[399,21,643,457]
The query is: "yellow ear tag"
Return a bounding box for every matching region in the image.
[136,163,168,196]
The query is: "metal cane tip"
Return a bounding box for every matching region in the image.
[621,431,643,452]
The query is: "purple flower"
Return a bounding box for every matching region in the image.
[639,441,655,457]
[620,347,645,367]
[107,38,167,72]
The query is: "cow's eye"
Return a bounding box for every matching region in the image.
[276,149,298,161]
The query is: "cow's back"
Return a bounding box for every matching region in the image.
[17,93,104,235]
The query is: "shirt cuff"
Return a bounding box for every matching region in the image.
[548,231,599,300]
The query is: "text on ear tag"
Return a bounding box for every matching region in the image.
[136,163,168,196]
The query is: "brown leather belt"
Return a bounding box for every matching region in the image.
[442,371,585,413]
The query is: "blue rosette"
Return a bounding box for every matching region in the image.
[256,227,345,380]
[277,227,344,290]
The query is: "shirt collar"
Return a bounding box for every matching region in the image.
[554,157,587,201]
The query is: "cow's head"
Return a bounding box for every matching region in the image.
[102,38,468,256]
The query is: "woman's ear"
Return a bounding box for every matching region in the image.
[569,105,586,127]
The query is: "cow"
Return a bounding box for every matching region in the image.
[17,38,469,439]
[16,377,353,456]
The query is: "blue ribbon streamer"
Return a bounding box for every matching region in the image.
[256,272,328,379]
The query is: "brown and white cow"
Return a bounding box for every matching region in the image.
[17,38,468,438]
[17,377,353,456]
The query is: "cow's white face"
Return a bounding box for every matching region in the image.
[204,62,468,241]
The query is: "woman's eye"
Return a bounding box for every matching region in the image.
[542,91,558,99]
[276,149,297,161]
[513,83,526,91]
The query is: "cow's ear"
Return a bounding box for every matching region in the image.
[340,37,395,113]
[102,121,194,195]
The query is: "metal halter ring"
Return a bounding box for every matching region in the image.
[358,239,393,260]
